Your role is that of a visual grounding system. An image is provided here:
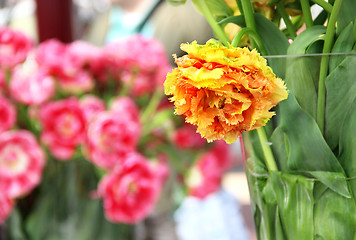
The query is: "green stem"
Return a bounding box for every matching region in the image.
[140,88,163,135]
[240,0,257,49]
[192,0,230,46]
[231,27,268,55]
[235,0,244,14]
[300,0,314,28]
[276,3,297,38]
[311,0,333,13]
[257,128,278,171]
[353,16,356,42]
[317,0,343,133]
[240,0,278,172]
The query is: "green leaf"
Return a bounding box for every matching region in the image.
[254,14,289,78]
[245,161,276,239]
[309,171,351,198]
[337,0,356,35]
[166,0,187,6]
[6,208,27,240]
[243,131,267,174]
[314,189,356,240]
[279,95,345,173]
[271,127,289,171]
[313,9,328,26]
[339,99,356,200]
[218,15,246,27]
[325,55,356,150]
[206,0,234,18]
[270,172,314,240]
[285,26,326,118]
[330,22,355,72]
[192,0,233,19]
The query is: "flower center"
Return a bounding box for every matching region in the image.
[127,181,138,194]
[0,145,29,175]
[57,113,81,137]
[99,133,115,153]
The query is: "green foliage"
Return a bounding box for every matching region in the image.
[246,164,356,240]
[325,55,356,150]
[285,26,326,118]
[337,0,356,35]
[192,0,234,19]
[190,0,356,237]
[166,0,187,6]
[339,100,356,200]
[236,3,356,238]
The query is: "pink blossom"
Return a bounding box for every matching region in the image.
[10,62,55,105]
[187,141,232,199]
[35,39,94,93]
[67,41,108,79]
[210,140,232,171]
[35,39,75,77]
[67,41,102,67]
[80,95,106,122]
[40,98,86,160]
[0,195,14,224]
[187,153,222,199]
[58,70,94,94]
[98,153,162,224]
[110,96,140,122]
[104,35,171,96]
[85,111,141,170]
[0,130,46,198]
[0,96,16,133]
[172,124,206,149]
[0,27,33,69]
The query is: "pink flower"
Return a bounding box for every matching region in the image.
[40,98,86,160]
[80,95,106,122]
[67,41,102,67]
[85,111,141,170]
[186,153,222,199]
[35,39,74,77]
[104,35,171,96]
[0,96,16,133]
[210,140,232,171]
[58,70,94,94]
[187,141,232,199]
[98,153,162,224]
[0,130,46,198]
[0,27,33,69]
[172,124,206,149]
[110,96,140,122]
[35,39,94,94]
[10,62,55,105]
[0,195,14,224]
[67,41,108,78]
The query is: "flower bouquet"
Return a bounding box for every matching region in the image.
[164,0,356,239]
[0,28,235,239]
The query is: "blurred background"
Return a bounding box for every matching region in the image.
[0,0,256,239]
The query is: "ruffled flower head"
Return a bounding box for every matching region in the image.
[164,39,288,144]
